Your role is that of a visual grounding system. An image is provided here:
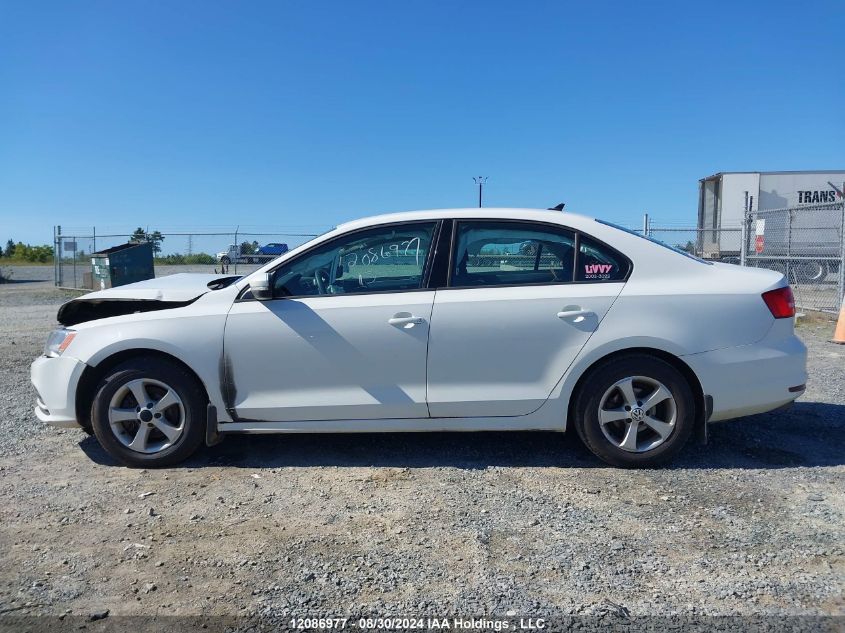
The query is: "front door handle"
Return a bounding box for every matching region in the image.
[557,309,594,320]
[388,315,425,327]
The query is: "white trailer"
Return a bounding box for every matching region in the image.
[699,171,845,228]
[697,171,845,279]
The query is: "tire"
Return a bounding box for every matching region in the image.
[91,358,207,467]
[792,260,826,284]
[573,354,695,468]
[220,256,231,266]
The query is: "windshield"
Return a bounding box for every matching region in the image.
[596,220,712,265]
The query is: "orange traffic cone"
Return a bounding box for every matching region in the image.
[833,302,845,344]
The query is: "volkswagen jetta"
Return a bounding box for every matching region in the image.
[32,209,807,467]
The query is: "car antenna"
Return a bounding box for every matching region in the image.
[548,203,565,211]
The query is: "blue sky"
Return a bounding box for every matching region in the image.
[1,1,843,246]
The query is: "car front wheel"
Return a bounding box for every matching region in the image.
[573,354,695,467]
[91,358,206,467]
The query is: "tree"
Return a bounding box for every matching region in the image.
[240,240,260,255]
[8,242,53,262]
[147,230,165,255]
[128,227,165,255]
[129,227,146,243]
[5,239,15,257]
[678,240,696,254]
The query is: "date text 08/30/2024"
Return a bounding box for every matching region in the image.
[289,617,547,631]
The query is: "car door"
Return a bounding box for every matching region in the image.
[426,220,630,418]
[224,221,440,422]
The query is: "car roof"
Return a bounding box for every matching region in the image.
[239,207,710,288]
[337,208,596,231]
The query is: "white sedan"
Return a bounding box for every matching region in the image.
[31,208,807,467]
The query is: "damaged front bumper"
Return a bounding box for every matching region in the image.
[31,355,87,428]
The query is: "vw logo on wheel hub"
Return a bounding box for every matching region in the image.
[631,407,645,422]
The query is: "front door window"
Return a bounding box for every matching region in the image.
[272,223,437,297]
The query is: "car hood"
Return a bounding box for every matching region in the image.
[57,273,239,326]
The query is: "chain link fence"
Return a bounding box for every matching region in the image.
[53,207,845,313]
[644,201,845,313]
[53,231,98,291]
[743,203,844,314]
[53,227,323,290]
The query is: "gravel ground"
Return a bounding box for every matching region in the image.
[0,278,842,626]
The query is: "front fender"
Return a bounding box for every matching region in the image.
[68,314,230,421]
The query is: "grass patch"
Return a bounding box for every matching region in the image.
[795,309,837,328]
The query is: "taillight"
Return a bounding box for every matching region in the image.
[762,286,795,318]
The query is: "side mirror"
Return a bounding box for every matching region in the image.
[250,273,273,301]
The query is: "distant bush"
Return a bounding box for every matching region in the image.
[6,242,53,263]
[154,253,217,265]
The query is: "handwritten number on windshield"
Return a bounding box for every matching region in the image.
[357,237,422,267]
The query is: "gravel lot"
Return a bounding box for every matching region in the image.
[0,274,842,626]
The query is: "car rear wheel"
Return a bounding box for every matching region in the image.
[573,354,695,467]
[91,358,206,467]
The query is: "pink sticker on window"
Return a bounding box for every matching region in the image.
[584,264,613,275]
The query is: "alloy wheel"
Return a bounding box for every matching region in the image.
[107,378,186,454]
[597,375,677,453]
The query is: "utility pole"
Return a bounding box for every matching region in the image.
[473,176,488,208]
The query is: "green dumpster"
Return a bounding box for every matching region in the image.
[90,242,155,290]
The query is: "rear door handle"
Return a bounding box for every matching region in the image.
[557,309,594,320]
[388,315,425,326]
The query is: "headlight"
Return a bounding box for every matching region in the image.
[44,328,76,357]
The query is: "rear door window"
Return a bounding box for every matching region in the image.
[450,221,575,288]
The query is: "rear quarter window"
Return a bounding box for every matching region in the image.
[575,235,630,282]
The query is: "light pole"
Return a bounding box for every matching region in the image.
[473,176,488,208]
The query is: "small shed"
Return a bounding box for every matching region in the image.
[91,242,155,290]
